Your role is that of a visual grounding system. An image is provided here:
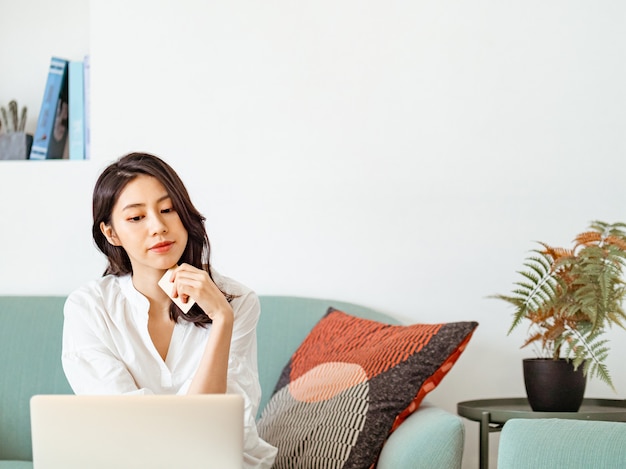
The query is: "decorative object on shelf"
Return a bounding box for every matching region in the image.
[492,221,626,411]
[0,100,32,160]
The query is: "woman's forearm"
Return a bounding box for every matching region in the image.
[187,314,234,394]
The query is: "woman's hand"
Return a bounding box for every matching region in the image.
[168,263,234,324]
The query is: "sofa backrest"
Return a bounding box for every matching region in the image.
[0,296,72,461]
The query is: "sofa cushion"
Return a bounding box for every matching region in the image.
[0,462,33,469]
[257,307,477,469]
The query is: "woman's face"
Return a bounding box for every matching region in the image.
[100,174,188,277]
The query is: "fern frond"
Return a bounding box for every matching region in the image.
[574,231,602,248]
[524,253,553,273]
[563,326,615,390]
[512,283,537,295]
[517,271,542,288]
[539,242,574,263]
[605,235,626,252]
[587,360,614,391]
[590,220,626,240]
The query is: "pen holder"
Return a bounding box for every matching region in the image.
[0,132,34,160]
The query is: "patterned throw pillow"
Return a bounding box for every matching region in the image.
[257,308,478,469]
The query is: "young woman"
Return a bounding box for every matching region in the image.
[62,152,277,469]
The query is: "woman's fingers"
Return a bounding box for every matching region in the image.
[167,265,233,320]
[170,265,211,299]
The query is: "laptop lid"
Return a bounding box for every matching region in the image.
[30,394,244,469]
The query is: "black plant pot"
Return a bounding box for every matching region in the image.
[523,358,586,412]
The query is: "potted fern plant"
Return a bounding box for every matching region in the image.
[493,220,626,411]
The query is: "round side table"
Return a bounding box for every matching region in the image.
[457,397,626,469]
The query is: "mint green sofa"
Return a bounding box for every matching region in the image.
[498,418,626,469]
[0,295,465,468]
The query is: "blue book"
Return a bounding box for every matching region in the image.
[83,55,91,160]
[68,60,85,160]
[29,57,69,160]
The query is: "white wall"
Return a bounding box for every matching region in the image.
[2,1,626,467]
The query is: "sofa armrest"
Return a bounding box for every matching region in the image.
[377,401,464,469]
[498,418,626,469]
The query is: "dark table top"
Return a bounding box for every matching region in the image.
[457,397,626,424]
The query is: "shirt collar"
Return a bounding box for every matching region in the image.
[118,274,150,313]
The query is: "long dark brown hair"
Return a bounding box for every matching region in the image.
[92,152,215,326]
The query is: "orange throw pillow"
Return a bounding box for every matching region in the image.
[257,308,477,469]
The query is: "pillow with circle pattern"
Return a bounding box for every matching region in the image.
[257,307,477,469]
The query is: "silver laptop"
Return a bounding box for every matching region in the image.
[30,394,244,469]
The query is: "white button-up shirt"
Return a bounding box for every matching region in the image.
[62,270,277,469]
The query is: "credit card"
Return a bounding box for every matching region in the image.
[158,267,196,313]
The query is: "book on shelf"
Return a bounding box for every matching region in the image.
[83,55,91,160]
[68,60,85,160]
[29,57,70,160]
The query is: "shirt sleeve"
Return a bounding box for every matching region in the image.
[62,289,151,395]
[226,291,278,469]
